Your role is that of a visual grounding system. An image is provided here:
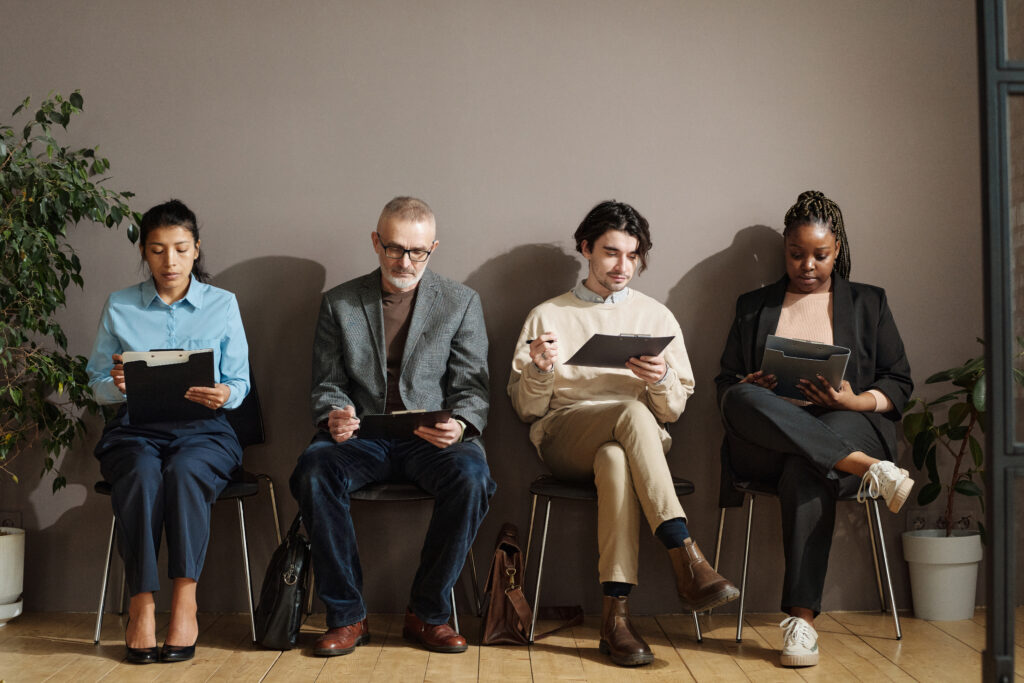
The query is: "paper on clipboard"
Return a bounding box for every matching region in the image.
[760,335,851,400]
[357,409,454,440]
[122,349,216,425]
[564,334,674,368]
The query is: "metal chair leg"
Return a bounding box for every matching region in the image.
[307,566,316,615]
[736,494,754,642]
[692,610,703,643]
[94,515,117,644]
[467,547,482,616]
[257,474,282,545]
[713,507,726,573]
[236,499,256,642]
[524,493,538,572]
[529,498,552,643]
[451,587,460,633]
[870,499,902,640]
[864,501,885,611]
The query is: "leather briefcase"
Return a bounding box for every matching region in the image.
[254,513,311,649]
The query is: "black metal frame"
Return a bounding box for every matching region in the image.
[980,1,1021,679]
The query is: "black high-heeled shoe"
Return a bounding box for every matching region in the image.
[160,639,198,663]
[124,617,159,665]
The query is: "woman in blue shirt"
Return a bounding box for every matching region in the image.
[87,199,249,664]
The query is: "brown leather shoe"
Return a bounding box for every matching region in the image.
[401,609,468,653]
[599,596,653,667]
[669,539,740,611]
[313,619,370,657]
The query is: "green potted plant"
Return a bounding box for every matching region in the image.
[900,340,1013,620]
[0,91,139,623]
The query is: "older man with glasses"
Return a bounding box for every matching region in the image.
[290,196,494,657]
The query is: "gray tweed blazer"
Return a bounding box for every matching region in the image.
[310,268,489,445]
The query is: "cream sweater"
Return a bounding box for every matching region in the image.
[508,289,695,449]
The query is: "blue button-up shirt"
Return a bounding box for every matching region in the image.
[87,276,250,409]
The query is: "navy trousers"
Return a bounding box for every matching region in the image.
[720,383,886,615]
[95,411,242,596]
[290,433,495,629]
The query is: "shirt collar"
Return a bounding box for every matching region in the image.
[572,280,630,304]
[140,274,205,309]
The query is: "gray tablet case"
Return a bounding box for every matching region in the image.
[122,349,216,425]
[760,335,851,400]
[565,334,674,368]
[357,409,454,439]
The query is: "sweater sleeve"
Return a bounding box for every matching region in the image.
[644,317,695,424]
[507,314,555,422]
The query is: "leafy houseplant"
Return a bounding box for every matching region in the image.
[0,91,139,491]
[901,341,1009,541]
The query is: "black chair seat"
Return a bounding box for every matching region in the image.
[94,469,263,501]
[351,481,433,502]
[733,479,863,502]
[529,473,695,500]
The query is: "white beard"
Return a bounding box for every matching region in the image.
[383,268,425,291]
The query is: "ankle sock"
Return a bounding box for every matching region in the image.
[602,581,633,597]
[655,517,690,549]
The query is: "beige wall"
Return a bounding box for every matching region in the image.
[0,0,982,617]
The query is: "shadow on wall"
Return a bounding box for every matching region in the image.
[463,243,582,565]
[196,256,327,611]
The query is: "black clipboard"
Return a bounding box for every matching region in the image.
[760,335,851,400]
[357,409,454,439]
[564,334,674,368]
[122,349,216,425]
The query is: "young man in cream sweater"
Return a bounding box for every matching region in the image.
[508,201,738,668]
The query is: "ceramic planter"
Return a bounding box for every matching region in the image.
[902,529,982,621]
[0,527,24,626]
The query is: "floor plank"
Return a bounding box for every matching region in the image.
[0,610,1014,681]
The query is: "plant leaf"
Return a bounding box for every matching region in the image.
[917,481,942,505]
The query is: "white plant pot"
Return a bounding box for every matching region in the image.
[902,529,982,621]
[0,527,25,626]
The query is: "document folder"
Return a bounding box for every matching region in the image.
[565,334,674,368]
[760,335,851,400]
[357,409,454,440]
[122,349,216,425]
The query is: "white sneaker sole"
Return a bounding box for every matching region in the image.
[887,473,914,513]
[780,649,819,667]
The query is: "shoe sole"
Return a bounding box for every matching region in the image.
[780,650,819,667]
[678,585,741,612]
[314,633,370,657]
[887,475,914,513]
[402,629,468,653]
[599,639,654,666]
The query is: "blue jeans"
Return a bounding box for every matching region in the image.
[289,433,495,628]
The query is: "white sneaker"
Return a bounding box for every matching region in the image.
[857,461,914,513]
[779,616,819,667]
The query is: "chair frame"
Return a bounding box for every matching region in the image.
[524,475,704,643]
[712,489,902,642]
[93,474,281,644]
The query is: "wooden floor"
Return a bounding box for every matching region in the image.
[0,609,1020,682]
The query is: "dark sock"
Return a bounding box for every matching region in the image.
[601,581,633,597]
[655,517,690,549]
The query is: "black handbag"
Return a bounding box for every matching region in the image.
[254,513,311,650]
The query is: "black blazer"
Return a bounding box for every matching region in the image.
[714,275,913,505]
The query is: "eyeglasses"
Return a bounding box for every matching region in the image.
[375,232,434,262]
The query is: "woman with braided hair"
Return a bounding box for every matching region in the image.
[715,190,913,667]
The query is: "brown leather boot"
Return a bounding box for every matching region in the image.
[669,539,740,611]
[599,596,654,667]
[314,618,370,656]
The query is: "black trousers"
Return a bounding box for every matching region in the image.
[720,383,886,615]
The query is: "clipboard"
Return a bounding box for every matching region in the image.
[564,334,674,368]
[357,409,454,440]
[122,349,216,425]
[760,335,851,400]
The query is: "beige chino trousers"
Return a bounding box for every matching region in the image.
[537,400,686,585]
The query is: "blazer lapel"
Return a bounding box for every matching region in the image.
[400,269,440,373]
[831,276,857,383]
[754,276,787,367]
[359,272,387,377]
